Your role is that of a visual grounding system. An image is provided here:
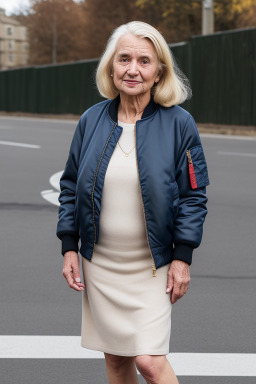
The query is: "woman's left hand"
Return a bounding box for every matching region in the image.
[166,260,190,304]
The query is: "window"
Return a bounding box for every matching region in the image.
[7,27,13,36]
[8,40,15,50]
[9,53,15,62]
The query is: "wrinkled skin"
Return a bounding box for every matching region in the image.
[63,251,85,291]
[166,259,190,303]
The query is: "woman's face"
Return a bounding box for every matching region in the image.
[112,33,161,98]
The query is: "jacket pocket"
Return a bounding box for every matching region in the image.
[186,144,210,189]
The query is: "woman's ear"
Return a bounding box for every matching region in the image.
[155,65,164,83]
[155,72,161,84]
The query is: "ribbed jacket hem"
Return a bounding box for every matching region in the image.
[61,234,79,256]
[172,243,194,265]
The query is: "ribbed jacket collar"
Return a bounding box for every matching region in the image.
[108,94,158,123]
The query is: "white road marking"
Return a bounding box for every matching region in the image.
[50,171,63,191]
[0,116,77,124]
[0,336,102,359]
[0,336,255,376]
[217,151,256,158]
[41,171,63,206]
[200,133,256,140]
[0,140,40,149]
[40,189,60,206]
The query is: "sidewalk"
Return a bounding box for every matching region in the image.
[197,122,256,136]
[0,111,255,136]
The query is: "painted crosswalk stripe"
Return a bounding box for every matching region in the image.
[0,336,255,376]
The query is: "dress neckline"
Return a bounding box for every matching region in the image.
[118,120,135,130]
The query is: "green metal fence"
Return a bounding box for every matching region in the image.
[188,28,256,125]
[0,27,255,125]
[0,59,103,115]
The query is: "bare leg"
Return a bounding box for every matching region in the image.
[135,355,179,384]
[104,352,139,384]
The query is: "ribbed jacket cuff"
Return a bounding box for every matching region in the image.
[173,243,194,265]
[61,234,79,256]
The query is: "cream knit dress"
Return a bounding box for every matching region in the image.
[80,120,172,356]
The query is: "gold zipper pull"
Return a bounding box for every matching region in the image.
[152,264,157,277]
[186,149,192,164]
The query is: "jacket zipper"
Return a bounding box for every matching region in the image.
[91,123,117,261]
[134,123,157,277]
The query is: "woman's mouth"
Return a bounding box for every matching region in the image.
[123,80,142,86]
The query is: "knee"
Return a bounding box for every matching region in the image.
[104,353,133,371]
[135,355,165,383]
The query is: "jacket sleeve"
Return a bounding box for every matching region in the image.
[172,114,210,265]
[56,117,84,256]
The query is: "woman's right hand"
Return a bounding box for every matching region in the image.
[63,251,85,291]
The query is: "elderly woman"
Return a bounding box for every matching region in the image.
[56,21,209,384]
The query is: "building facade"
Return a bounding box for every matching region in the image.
[0,7,29,70]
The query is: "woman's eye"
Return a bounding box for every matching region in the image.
[142,59,148,64]
[121,58,128,62]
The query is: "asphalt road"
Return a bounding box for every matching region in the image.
[0,115,255,384]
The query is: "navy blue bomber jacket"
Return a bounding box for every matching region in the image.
[56,95,210,277]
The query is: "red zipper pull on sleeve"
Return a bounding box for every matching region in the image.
[186,149,198,189]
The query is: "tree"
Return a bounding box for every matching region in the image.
[214,0,256,31]
[136,0,202,43]
[20,0,88,65]
[236,3,256,28]
[13,0,256,65]
[80,0,144,58]
[136,0,256,40]
[81,0,202,55]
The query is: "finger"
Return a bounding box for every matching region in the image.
[171,282,189,303]
[171,291,180,304]
[170,284,182,303]
[180,278,190,294]
[75,280,86,290]
[176,286,186,300]
[72,277,85,290]
[72,263,85,289]
[74,280,85,289]
[76,280,86,288]
[64,270,84,291]
[73,273,85,287]
[166,272,174,294]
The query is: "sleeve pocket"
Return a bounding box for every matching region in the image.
[186,144,210,189]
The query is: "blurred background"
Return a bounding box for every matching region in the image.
[0,0,255,128]
[0,2,256,383]
[1,0,256,64]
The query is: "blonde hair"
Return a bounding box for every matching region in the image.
[96,21,192,107]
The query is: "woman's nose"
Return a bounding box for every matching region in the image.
[127,60,138,76]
